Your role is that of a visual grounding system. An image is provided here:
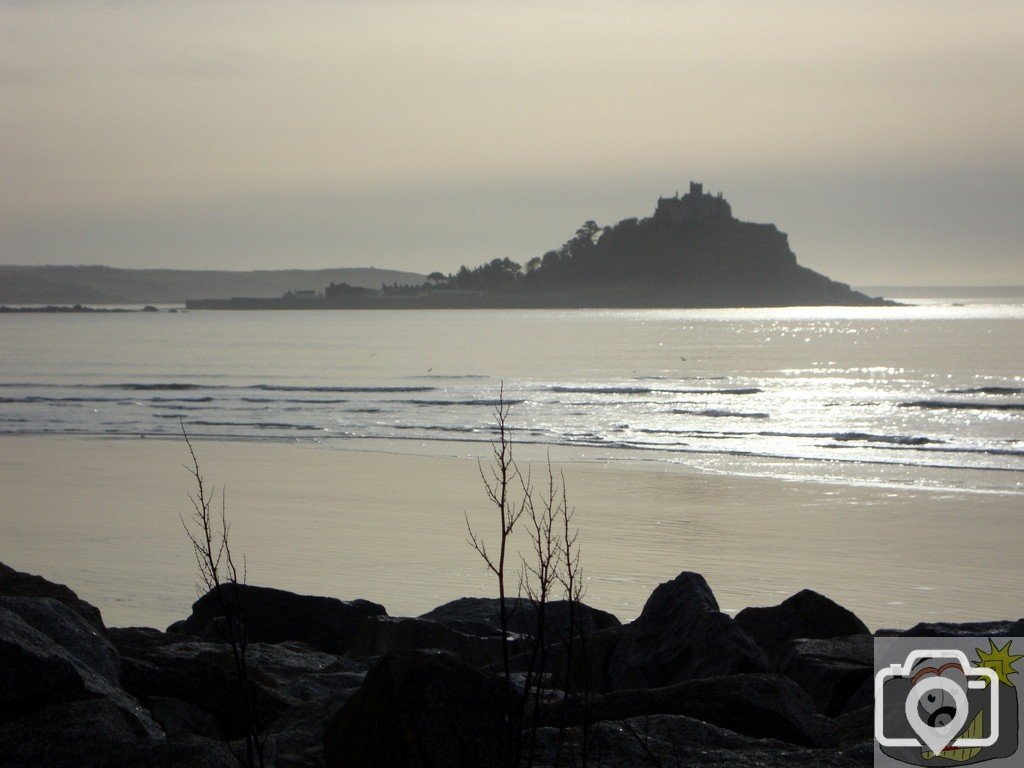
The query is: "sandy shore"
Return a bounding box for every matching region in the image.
[0,435,1019,630]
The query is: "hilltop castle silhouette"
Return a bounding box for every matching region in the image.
[654,181,733,225]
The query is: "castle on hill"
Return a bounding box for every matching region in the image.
[654,181,733,225]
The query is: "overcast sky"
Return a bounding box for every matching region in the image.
[2,1,1022,285]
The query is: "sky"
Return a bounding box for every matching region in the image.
[1,1,1022,285]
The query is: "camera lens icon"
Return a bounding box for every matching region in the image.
[905,675,970,755]
[875,649,1001,758]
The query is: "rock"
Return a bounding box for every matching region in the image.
[244,641,367,702]
[122,737,242,768]
[605,572,767,690]
[834,705,873,748]
[419,597,621,640]
[109,626,201,651]
[115,629,364,741]
[777,635,873,716]
[148,696,223,739]
[876,619,1024,637]
[0,698,144,768]
[0,604,160,737]
[548,625,626,692]
[0,561,105,631]
[554,672,838,749]
[117,638,292,740]
[0,596,119,683]
[271,696,354,768]
[841,677,874,714]
[735,589,869,664]
[0,698,236,768]
[348,616,512,667]
[324,650,509,768]
[532,715,863,768]
[168,583,386,655]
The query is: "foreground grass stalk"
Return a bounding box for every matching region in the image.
[179,422,264,768]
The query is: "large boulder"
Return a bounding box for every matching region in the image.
[113,625,367,742]
[0,561,105,631]
[116,637,293,740]
[348,616,512,668]
[735,589,869,663]
[243,641,366,702]
[324,650,508,768]
[167,583,386,655]
[147,696,223,740]
[0,699,235,768]
[777,635,873,716]
[876,619,1024,637]
[0,596,119,683]
[549,625,627,692]
[554,673,838,749]
[0,604,159,737]
[419,597,621,640]
[532,714,864,768]
[605,572,767,690]
[0,699,141,768]
[271,696,355,768]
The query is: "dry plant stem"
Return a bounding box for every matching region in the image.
[465,386,526,765]
[555,474,586,767]
[467,391,591,767]
[520,457,562,768]
[179,422,264,768]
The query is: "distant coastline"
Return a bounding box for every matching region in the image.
[184,288,893,311]
[0,265,425,306]
[0,304,163,314]
[856,285,1024,299]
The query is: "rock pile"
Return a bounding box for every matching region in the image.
[3,562,1015,767]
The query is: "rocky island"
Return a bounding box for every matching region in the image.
[187,184,892,310]
[3,560,1018,767]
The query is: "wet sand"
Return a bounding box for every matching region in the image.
[0,435,1019,630]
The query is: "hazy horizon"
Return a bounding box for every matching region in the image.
[2,1,1022,285]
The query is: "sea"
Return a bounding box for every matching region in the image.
[1,297,1022,496]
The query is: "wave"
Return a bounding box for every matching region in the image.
[672,408,769,419]
[100,383,206,391]
[184,419,324,431]
[943,387,1024,396]
[548,385,652,395]
[633,427,942,446]
[547,385,762,396]
[0,396,129,404]
[631,375,728,381]
[900,400,1024,412]
[392,424,484,434]
[409,374,489,380]
[240,397,349,404]
[823,443,1024,459]
[828,432,941,446]
[680,387,763,395]
[403,398,525,407]
[149,396,215,403]
[0,382,436,394]
[249,385,435,394]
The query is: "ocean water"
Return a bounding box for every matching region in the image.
[1,299,1022,495]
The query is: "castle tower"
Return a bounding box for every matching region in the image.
[654,181,732,225]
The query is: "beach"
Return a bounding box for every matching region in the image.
[0,434,1018,631]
